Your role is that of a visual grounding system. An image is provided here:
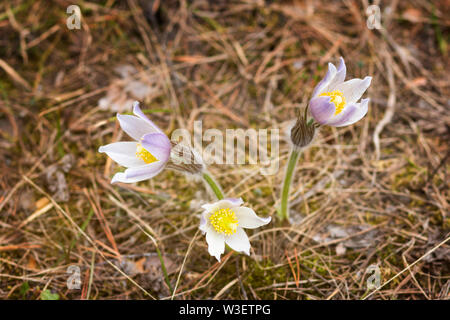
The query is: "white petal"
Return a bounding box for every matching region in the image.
[201,204,216,212]
[336,76,372,104]
[201,198,244,212]
[226,198,244,207]
[335,98,369,127]
[98,142,146,168]
[325,57,346,91]
[117,114,158,141]
[335,57,346,82]
[312,62,337,97]
[234,207,271,229]
[132,101,164,133]
[225,228,250,256]
[206,227,225,262]
[111,162,165,183]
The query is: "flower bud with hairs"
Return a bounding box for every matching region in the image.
[166,141,205,175]
[290,107,318,150]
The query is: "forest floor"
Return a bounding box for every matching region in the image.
[0,0,448,299]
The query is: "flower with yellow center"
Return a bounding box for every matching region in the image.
[200,198,271,262]
[99,101,172,183]
[209,208,239,235]
[309,57,372,127]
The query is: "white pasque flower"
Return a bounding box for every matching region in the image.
[309,57,372,127]
[98,101,171,183]
[199,198,271,261]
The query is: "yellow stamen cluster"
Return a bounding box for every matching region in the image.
[319,90,346,115]
[136,143,158,164]
[209,208,238,236]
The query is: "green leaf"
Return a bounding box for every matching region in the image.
[20,282,30,298]
[40,289,59,300]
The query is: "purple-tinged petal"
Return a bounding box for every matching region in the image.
[132,101,163,133]
[98,141,146,168]
[311,62,337,97]
[336,57,346,82]
[199,215,207,233]
[234,207,271,229]
[140,132,171,163]
[117,113,158,141]
[326,103,360,127]
[326,57,346,90]
[111,162,165,183]
[334,98,369,127]
[309,96,336,125]
[224,228,250,256]
[336,76,372,104]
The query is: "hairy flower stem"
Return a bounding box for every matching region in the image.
[202,171,225,200]
[279,148,301,221]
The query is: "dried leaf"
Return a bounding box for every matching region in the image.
[27,255,38,271]
[403,8,422,23]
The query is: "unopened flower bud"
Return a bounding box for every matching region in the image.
[290,112,316,149]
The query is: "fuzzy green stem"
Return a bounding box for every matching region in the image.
[202,171,225,200]
[279,148,301,221]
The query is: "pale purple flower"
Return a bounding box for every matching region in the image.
[99,101,171,183]
[309,57,372,127]
[199,198,271,261]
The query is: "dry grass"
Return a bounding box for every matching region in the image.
[0,0,449,300]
